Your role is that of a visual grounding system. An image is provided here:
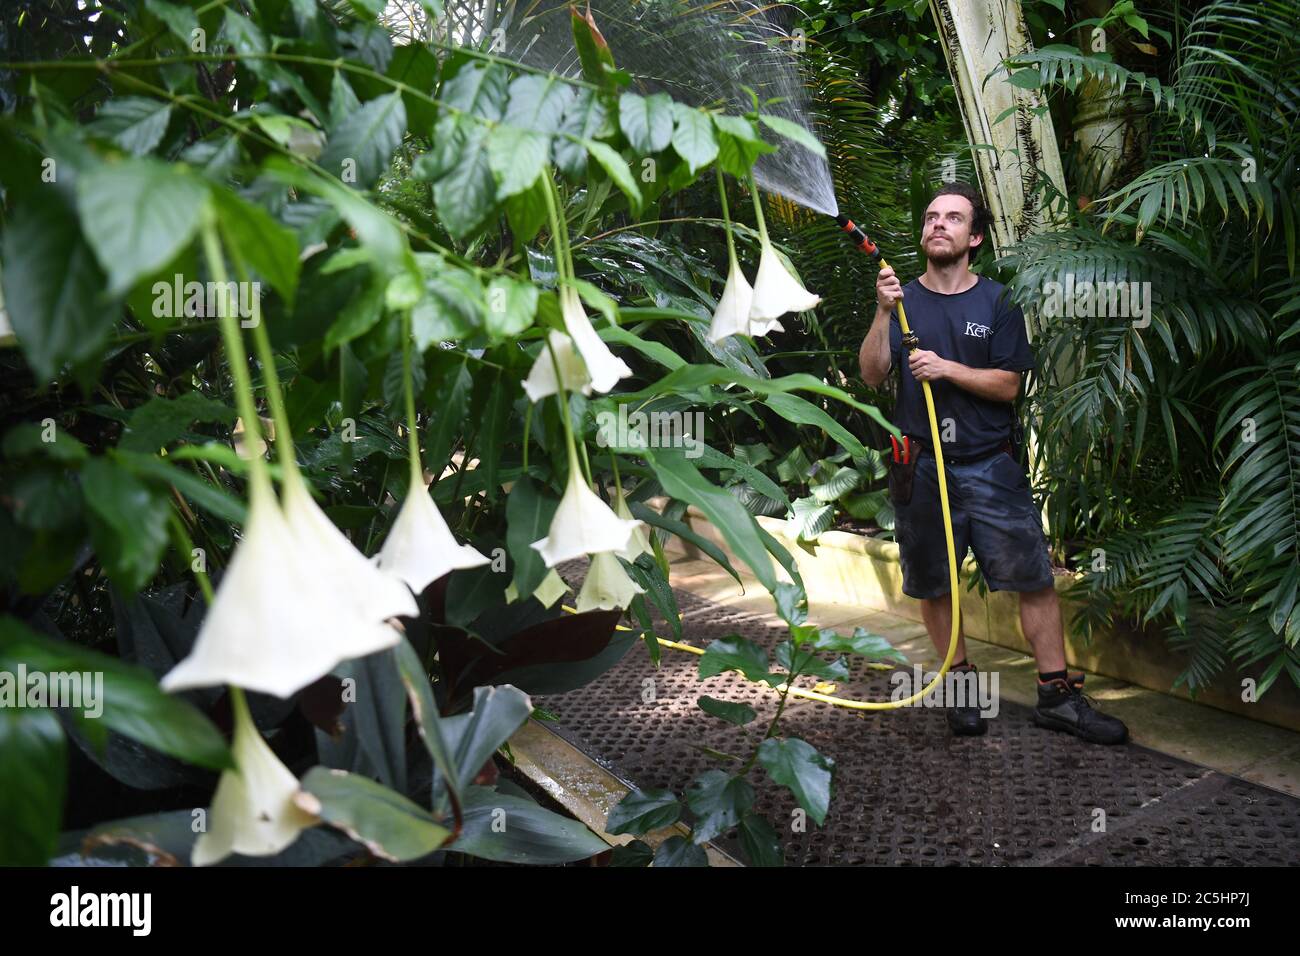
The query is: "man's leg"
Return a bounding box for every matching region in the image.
[919,593,969,665]
[1018,584,1066,673]
[967,452,1128,743]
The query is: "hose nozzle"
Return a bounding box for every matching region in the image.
[834,214,881,260]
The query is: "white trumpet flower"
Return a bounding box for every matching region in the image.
[504,567,571,608]
[161,484,403,699]
[613,489,654,562]
[576,551,646,612]
[280,472,418,622]
[376,465,491,594]
[706,257,755,344]
[559,285,632,394]
[531,446,643,567]
[191,692,317,866]
[748,238,821,333]
[522,329,592,402]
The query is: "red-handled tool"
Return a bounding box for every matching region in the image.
[890,435,911,464]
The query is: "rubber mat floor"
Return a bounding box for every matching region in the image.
[542,560,1300,866]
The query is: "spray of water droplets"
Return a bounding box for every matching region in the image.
[440,0,838,216]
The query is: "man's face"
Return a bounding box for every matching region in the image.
[921,194,982,267]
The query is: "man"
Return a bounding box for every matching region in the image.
[858,182,1127,744]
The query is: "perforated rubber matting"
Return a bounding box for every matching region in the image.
[542,560,1300,866]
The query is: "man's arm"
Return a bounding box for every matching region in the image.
[908,349,1021,403]
[860,266,902,387]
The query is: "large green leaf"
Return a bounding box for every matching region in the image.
[0,707,65,866]
[698,635,783,686]
[641,446,779,591]
[452,786,608,864]
[671,102,718,173]
[0,616,231,771]
[298,767,451,862]
[487,125,550,199]
[211,188,301,304]
[0,196,109,382]
[619,91,674,154]
[685,770,753,844]
[757,737,834,825]
[503,73,574,135]
[606,788,682,836]
[433,684,533,797]
[88,96,172,156]
[433,123,497,240]
[319,91,407,188]
[584,139,642,214]
[80,457,170,595]
[77,156,209,296]
[554,88,610,177]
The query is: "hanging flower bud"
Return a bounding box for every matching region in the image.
[576,551,646,612]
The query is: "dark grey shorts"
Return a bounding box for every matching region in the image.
[893,448,1054,599]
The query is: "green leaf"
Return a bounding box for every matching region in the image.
[506,475,559,598]
[264,158,415,280]
[697,695,757,725]
[80,457,169,595]
[685,769,753,844]
[698,635,783,686]
[774,640,848,681]
[584,139,642,214]
[434,123,497,240]
[77,157,209,297]
[0,708,65,866]
[434,684,533,796]
[324,280,385,352]
[554,89,610,177]
[808,625,908,663]
[606,788,681,835]
[619,91,674,154]
[757,737,834,825]
[653,834,709,866]
[671,102,719,173]
[319,91,407,188]
[1,196,109,382]
[758,114,826,159]
[641,445,779,591]
[423,353,472,473]
[298,767,451,862]
[88,97,172,156]
[0,616,231,772]
[504,73,574,134]
[610,839,654,866]
[119,391,235,453]
[115,451,246,524]
[484,275,539,339]
[453,786,608,864]
[713,114,777,178]
[144,0,199,45]
[738,812,784,866]
[393,637,460,808]
[487,125,550,198]
[212,188,301,305]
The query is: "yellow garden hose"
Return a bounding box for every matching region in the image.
[560,257,963,712]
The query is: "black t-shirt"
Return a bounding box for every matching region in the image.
[888,275,1034,459]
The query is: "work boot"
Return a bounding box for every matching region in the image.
[1033,673,1128,744]
[945,663,988,736]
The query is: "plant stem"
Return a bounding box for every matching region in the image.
[199,215,273,503]
[717,166,739,268]
[747,173,770,246]
[401,310,423,486]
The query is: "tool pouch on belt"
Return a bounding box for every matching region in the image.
[887,449,919,506]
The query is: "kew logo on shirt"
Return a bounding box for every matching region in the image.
[963,321,991,339]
